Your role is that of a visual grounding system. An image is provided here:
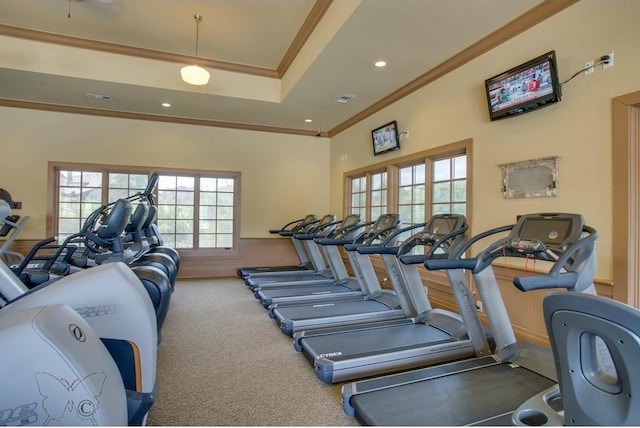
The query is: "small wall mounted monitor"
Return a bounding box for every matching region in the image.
[372,120,400,156]
[485,51,562,121]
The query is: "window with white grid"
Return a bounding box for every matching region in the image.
[51,163,240,251]
[432,154,467,216]
[344,141,470,226]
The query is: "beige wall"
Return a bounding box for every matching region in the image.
[330,0,640,282]
[2,1,639,281]
[0,107,331,239]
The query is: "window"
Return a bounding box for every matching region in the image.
[109,173,149,201]
[157,175,195,249]
[432,155,467,216]
[58,170,103,242]
[370,172,388,220]
[350,176,367,221]
[199,177,235,248]
[398,164,425,225]
[50,163,240,251]
[344,140,470,226]
[348,172,387,222]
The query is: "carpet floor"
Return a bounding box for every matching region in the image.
[146,277,359,426]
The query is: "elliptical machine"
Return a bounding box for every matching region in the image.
[0,199,160,424]
[8,198,172,336]
[1,259,160,425]
[0,304,129,426]
[7,172,177,334]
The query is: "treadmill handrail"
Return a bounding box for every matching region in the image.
[280,218,321,236]
[381,222,428,246]
[293,217,342,240]
[356,222,427,255]
[269,217,305,234]
[424,225,469,258]
[426,223,597,288]
[315,220,374,246]
[513,225,598,292]
[269,213,318,234]
[424,224,514,273]
[344,220,402,252]
[398,223,470,264]
[514,271,579,291]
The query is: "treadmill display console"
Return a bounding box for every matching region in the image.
[342,214,360,229]
[429,216,459,236]
[510,214,583,252]
[373,214,400,233]
[508,238,546,254]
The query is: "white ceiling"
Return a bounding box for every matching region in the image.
[0,0,559,136]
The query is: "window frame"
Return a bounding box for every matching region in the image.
[343,139,472,226]
[47,161,242,257]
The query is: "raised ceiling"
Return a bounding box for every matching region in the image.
[0,0,575,137]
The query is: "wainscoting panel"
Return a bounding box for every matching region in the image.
[178,238,300,278]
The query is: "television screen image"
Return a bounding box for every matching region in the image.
[372,121,400,156]
[485,51,561,121]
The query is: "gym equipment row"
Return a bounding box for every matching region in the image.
[238,212,640,425]
[0,175,180,426]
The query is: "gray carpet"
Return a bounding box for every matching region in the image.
[146,278,359,426]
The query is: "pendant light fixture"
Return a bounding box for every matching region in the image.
[181,14,210,86]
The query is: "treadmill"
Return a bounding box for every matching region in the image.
[269,213,404,336]
[237,214,317,278]
[244,214,338,287]
[293,214,494,384]
[244,214,337,289]
[342,212,598,425]
[246,214,363,291]
[254,214,368,307]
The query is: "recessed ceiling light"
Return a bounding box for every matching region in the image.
[161,102,171,107]
[305,119,313,123]
[374,60,387,68]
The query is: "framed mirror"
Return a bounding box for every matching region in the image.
[500,156,559,199]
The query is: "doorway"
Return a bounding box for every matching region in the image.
[612,90,640,307]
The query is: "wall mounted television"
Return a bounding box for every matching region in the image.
[372,120,400,156]
[485,50,562,121]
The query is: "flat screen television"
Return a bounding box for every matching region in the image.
[485,51,562,121]
[372,120,400,156]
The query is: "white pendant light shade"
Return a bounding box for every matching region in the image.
[182,14,210,86]
[181,64,210,86]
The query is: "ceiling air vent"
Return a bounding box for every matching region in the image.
[85,93,112,102]
[336,93,355,104]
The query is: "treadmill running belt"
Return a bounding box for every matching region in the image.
[303,323,452,359]
[261,284,352,300]
[351,363,554,426]
[275,299,392,321]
